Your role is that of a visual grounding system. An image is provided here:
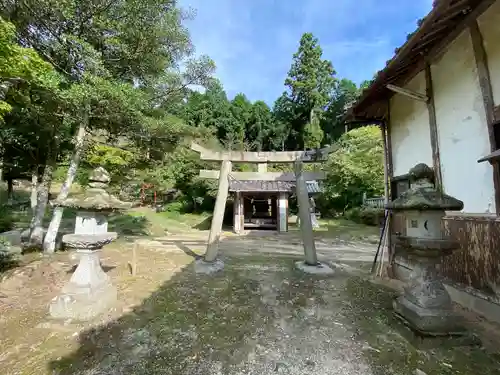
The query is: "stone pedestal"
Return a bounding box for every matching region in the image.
[393,255,464,335]
[50,233,117,321]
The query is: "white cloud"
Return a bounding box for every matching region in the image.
[179,0,433,104]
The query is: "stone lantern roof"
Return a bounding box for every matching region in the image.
[53,167,132,212]
[387,163,464,211]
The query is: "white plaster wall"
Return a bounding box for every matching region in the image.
[479,0,500,107]
[432,30,495,213]
[389,71,433,176]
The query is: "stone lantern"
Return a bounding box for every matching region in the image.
[387,163,465,336]
[49,167,131,320]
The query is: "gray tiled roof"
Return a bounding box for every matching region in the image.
[229,180,322,194]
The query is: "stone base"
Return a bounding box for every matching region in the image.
[393,295,465,336]
[194,258,224,274]
[49,281,117,321]
[295,261,334,275]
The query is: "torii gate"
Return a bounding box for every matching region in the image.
[191,143,336,274]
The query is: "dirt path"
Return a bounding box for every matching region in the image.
[0,233,499,374]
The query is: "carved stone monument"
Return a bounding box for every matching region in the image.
[49,167,131,320]
[388,163,465,336]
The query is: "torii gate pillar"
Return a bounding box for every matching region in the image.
[194,160,231,274]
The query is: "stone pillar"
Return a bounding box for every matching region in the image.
[197,160,231,273]
[293,162,333,275]
[295,161,317,265]
[278,192,288,233]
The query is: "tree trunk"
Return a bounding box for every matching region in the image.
[28,122,61,248]
[30,168,38,210]
[43,120,87,253]
[28,161,54,247]
[6,178,13,202]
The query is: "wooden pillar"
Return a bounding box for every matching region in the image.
[386,100,396,270]
[425,62,443,192]
[278,192,288,232]
[233,191,242,234]
[294,161,318,265]
[381,124,390,205]
[470,20,500,214]
[205,160,231,262]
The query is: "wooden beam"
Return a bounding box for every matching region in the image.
[425,62,443,192]
[200,170,326,181]
[191,142,337,163]
[386,100,394,180]
[385,99,395,271]
[470,19,500,214]
[381,124,390,205]
[386,83,428,102]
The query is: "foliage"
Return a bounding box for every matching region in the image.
[281,32,335,150]
[0,205,16,232]
[0,17,55,119]
[345,207,385,227]
[0,3,381,224]
[322,126,384,214]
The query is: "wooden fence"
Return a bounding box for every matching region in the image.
[362,193,385,208]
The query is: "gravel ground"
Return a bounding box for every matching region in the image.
[1,234,500,375]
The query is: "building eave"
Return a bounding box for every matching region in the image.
[345,0,496,121]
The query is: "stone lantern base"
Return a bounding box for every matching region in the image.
[50,233,117,321]
[393,296,465,336]
[392,260,465,336]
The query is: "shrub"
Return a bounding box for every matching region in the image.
[346,207,385,227]
[0,205,16,232]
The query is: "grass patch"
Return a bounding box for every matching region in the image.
[289,217,380,243]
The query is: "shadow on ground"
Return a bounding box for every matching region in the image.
[47,235,500,375]
[193,215,212,231]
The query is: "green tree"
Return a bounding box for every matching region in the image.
[322,125,384,213]
[304,108,324,149]
[230,93,252,147]
[2,0,213,250]
[322,78,360,144]
[283,32,336,149]
[247,101,273,151]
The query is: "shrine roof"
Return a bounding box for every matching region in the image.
[344,0,492,121]
[229,180,322,194]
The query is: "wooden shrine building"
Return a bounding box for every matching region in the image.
[229,174,322,233]
[193,144,328,234]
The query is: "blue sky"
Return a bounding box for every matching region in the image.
[178,0,433,105]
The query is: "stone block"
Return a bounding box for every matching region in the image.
[393,295,465,336]
[194,258,224,274]
[295,261,334,275]
[49,281,117,321]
